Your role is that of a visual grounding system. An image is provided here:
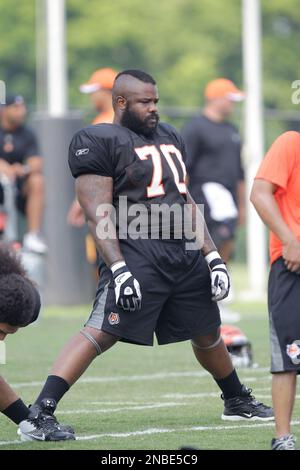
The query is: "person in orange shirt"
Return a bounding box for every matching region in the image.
[80,67,117,125]
[67,68,117,228]
[251,131,300,450]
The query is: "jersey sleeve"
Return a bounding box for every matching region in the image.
[23,129,40,159]
[68,128,114,178]
[255,131,299,190]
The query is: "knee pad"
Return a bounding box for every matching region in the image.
[191,335,222,350]
[80,330,102,355]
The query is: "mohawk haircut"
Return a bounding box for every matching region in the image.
[115,69,156,85]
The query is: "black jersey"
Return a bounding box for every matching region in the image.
[182,115,244,203]
[69,122,188,237]
[0,125,39,165]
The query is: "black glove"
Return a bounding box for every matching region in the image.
[205,251,230,301]
[111,262,142,311]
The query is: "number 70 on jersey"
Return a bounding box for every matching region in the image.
[135,144,187,198]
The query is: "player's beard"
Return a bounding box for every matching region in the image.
[121,104,159,137]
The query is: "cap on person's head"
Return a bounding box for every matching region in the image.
[204,78,244,101]
[2,95,25,107]
[79,68,117,94]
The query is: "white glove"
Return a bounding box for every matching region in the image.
[205,251,230,301]
[111,261,142,311]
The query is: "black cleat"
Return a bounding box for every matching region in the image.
[221,385,274,421]
[271,434,296,450]
[38,398,75,434]
[18,398,75,441]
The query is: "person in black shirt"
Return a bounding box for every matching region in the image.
[182,78,245,323]
[22,70,272,441]
[0,95,47,254]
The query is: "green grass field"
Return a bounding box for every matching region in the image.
[0,265,296,450]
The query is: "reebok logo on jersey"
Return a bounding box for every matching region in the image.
[75,148,89,157]
[108,312,120,325]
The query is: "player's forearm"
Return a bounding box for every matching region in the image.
[201,216,217,256]
[250,184,296,245]
[186,190,216,256]
[0,159,10,171]
[87,219,124,268]
[76,174,125,268]
[26,156,43,174]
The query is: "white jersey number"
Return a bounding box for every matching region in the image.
[135,144,187,198]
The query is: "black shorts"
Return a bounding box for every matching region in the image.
[15,177,27,214]
[0,177,27,214]
[85,238,220,346]
[268,257,300,373]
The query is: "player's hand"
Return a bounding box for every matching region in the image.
[111,261,142,311]
[0,160,16,181]
[205,251,230,301]
[12,163,26,178]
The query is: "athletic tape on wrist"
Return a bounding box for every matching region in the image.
[205,250,221,265]
[111,261,126,274]
[210,259,226,270]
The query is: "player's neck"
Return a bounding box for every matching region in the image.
[203,107,224,123]
[113,116,121,126]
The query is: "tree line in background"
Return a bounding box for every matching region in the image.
[0,0,300,143]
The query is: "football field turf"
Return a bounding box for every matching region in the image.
[0,265,297,450]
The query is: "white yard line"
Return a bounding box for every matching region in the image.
[10,372,208,389]
[89,401,150,406]
[10,368,270,389]
[3,420,300,447]
[163,392,220,399]
[85,393,275,402]
[163,392,274,399]
[57,402,185,415]
[239,367,269,373]
[0,440,20,446]
[69,388,277,405]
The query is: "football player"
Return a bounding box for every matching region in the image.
[0,246,74,441]
[22,70,273,441]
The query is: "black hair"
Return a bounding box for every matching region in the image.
[0,246,26,277]
[0,246,40,327]
[115,69,156,85]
